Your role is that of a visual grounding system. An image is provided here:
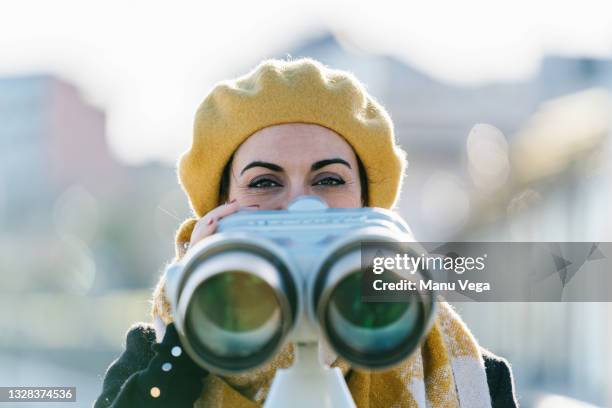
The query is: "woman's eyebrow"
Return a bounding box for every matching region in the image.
[240,161,284,175]
[311,158,352,171]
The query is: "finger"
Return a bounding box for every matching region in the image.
[189,217,218,247]
[210,200,241,219]
[190,201,241,245]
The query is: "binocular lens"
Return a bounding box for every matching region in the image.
[324,271,425,367]
[186,270,282,359]
[176,249,297,374]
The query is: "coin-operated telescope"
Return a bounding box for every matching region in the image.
[165,196,436,407]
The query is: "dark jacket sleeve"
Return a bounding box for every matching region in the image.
[482,348,518,408]
[94,322,208,408]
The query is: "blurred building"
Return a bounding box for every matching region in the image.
[0,75,188,295]
[0,76,124,227]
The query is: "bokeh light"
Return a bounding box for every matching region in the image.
[466,123,510,193]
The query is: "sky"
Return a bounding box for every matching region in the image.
[1,0,612,165]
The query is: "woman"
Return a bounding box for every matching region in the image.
[95,58,517,407]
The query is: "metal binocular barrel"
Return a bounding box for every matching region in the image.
[311,242,435,370]
[172,238,299,374]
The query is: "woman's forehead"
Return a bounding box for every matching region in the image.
[233,123,357,167]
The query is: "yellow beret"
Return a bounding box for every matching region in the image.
[178,58,407,218]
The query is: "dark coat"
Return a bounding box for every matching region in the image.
[94,322,518,408]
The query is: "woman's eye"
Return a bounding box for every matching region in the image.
[314,177,345,186]
[248,178,282,188]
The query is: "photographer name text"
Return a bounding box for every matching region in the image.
[372,279,491,293]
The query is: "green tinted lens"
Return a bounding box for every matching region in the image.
[330,271,408,328]
[187,271,281,358]
[326,271,423,356]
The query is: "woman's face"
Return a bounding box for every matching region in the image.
[228,123,362,210]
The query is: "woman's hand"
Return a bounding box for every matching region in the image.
[188,200,258,250]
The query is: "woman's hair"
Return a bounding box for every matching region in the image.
[218,155,370,206]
